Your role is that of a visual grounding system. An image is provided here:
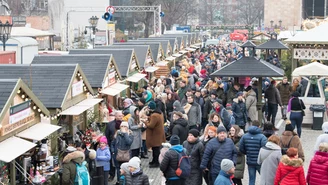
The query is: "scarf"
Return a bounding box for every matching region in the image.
[287,97,295,112]
[115,120,122,129]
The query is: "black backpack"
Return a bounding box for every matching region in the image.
[281,136,294,155]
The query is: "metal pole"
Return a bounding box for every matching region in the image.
[325,0,327,18]
[66,12,69,51]
[313,0,315,18]
[3,35,6,51]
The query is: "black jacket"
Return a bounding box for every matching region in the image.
[105,120,117,146]
[125,170,150,185]
[202,95,212,119]
[160,146,184,179]
[182,140,204,185]
[172,118,189,144]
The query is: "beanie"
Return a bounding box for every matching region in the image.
[221,159,234,173]
[236,91,243,97]
[120,162,130,173]
[226,103,232,110]
[170,135,180,145]
[148,101,156,110]
[217,126,227,133]
[285,122,294,132]
[189,129,200,137]
[128,157,141,169]
[99,136,108,144]
[322,122,328,134]
[120,122,129,128]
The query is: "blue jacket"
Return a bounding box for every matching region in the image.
[96,146,111,171]
[200,137,237,175]
[214,170,233,185]
[111,131,134,154]
[232,99,247,127]
[239,126,267,166]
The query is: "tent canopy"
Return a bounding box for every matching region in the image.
[285,23,328,44]
[292,62,328,77]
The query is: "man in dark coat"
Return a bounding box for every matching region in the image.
[177,80,188,101]
[227,83,240,104]
[232,92,248,131]
[186,95,202,130]
[201,89,212,130]
[105,111,123,180]
[160,135,186,185]
[276,77,292,119]
[239,120,267,185]
[171,111,189,144]
[265,80,283,125]
[200,126,237,185]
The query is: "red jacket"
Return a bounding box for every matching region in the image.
[274,155,306,185]
[306,151,328,185]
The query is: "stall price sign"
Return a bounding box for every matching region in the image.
[108,70,116,86]
[72,80,84,97]
[9,100,31,124]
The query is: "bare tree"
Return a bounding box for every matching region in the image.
[131,0,156,38]
[236,0,264,25]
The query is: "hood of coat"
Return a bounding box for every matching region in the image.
[313,151,328,164]
[131,169,144,177]
[233,98,245,104]
[63,151,85,164]
[88,149,96,160]
[173,100,184,113]
[248,90,256,97]
[170,145,184,152]
[280,155,303,167]
[174,118,188,127]
[129,106,138,118]
[282,130,297,137]
[248,126,262,135]
[322,122,328,133]
[265,141,281,150]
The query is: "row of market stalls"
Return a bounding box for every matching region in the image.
[0,32,202,185]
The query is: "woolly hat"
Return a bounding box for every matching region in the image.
[200,69,207,75]
[322,122,328,133]
[221,159,234,173]
[291,91,300,97]
[123,98,134,108]
[226,103,232,110]
[189,129,200,137]
[99,136,108,144]
[195,81,201,87]
[120,121,129,128]
[236,91,243,97]
[208,126,217,133]
[286,147,298,157]
[120,162,130,174]
[128,157,141,169]
[170,135,180,145]
[88,149,96,160]
[148,101,156,110]
[217,126,227,133]
[285,121,294,132]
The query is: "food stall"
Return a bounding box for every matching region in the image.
[138,37,178,56]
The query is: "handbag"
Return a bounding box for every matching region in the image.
[298,99,305,116]
[116,149,130,162]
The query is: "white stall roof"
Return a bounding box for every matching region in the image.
[0,137,36,163]
[285,23,328,44]
[11,27,56,37]
[292,62,328,77]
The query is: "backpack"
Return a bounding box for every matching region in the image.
[74,161,90,185]
[170,149,191,179]
[281,136,294,155]
[221,109,235,125]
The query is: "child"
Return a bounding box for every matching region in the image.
[96,136,111,185]
[126,157,149,185]
[119,163,129,185]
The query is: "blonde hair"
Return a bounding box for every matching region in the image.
[319,143,328,152]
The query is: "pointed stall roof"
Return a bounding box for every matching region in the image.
[210,57,284,77]
[129,40,170,56]
[69,49,139,77]
[139,37,177,52]
[0,64,94,108]
[96,45,152,68]
[31,54,121,88]
[163,34,189,47]
[161,35,184,49]
[256,39,289,50]
[240,40,257,48]
[114,42,161,63]
[285,22,328,44]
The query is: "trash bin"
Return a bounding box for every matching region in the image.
[310,104,326,130]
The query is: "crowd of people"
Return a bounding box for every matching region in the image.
[59,42,328,185]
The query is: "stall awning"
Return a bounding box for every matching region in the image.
[16,123,61,141]
[156,61,168,66]
[145,66,159,73]
[102,83,129,96]
[185,47,196,52]
[0,137,36,163]
[190,45,200,49]
[126,73,147,83]
[60,98,103,115]
[165,56,176,61]
[172,53,183,57]
[179,50,189,54]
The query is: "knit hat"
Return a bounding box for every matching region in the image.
[189,129,200,137]
[322,122,328,133]
[286,147,298,157]
[221,159,234,173]
[139,98,146,105]
[200,69,207,75]
[148,101,156,110]
[236,91,243,97]
[120,162,130,174]
[217,126,227,133]
[196,81,201,87]
[226,103,232,110]
[170,135,180,145]
[285,121,294,132]
[88,149,97,160]
[120,121,129,128]
[128,157,141,169]
[99,136,108,144]
[157,79,162,84]
[123,98,134,108]
[208,126,217,133]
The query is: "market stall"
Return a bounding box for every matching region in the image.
[138,37,178,55]
[136,39,173,57]
[160,36,184,53]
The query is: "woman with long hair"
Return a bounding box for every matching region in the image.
[287,92,306,137]
[291,78,302,95]
[209,112,221,127]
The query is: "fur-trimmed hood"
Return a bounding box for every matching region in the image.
[233,98,245,103]
[63,151,85,164]
[88,149,96,160]
[280,155,303,167]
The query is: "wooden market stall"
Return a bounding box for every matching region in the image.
[138,37,178,55]
[136,39,173,57]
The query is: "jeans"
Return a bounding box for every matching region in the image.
[290,112,303,137]
[248,165,261,185]
[103,171,109,185]
[281,104,288,118]
[109,157,116,179]
[267,103,278,125]
[142,140,147,155]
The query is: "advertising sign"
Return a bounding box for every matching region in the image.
[72,80,83,97]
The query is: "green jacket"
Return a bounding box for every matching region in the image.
[62,151,85,185]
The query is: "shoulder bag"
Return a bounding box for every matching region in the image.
[279,171,291,184]
[298,99,305,116]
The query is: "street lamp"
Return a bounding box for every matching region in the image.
[0,20,13,51]
[85,16,99,48]
[270,20,274,28]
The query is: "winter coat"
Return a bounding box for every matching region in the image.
[159,143,171,163]
[227,87,238,104]
[202,95,212,119]
[239,126,267,166]
[128,107,142,150]
[183,139,204,185]
[277,82,292,105]
[62,151,85,185]
[146,110,166,148]
[232,98,247,127]
[257,142,282,185]
[214,170,233,185]
[172,118,189,144]
[160,145,184,179]
[279,131,304,161]
[96,146,111,171]
[265,84,282,106]
[246,90,257,121]
[200,137,237,176]
[105,120,118,146]
[217,107,232,130]
[306,151,328,185]
[232,136,245,179]
[216,88,226,104]
[187,102,202,126]
[274,155,306,185]
[314,123,328,152]
[155,84,165,95]
[125,170,150,185]
[112,130,134,155]
[177,86,188,100]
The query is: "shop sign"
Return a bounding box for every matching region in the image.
[72,80,83,97]
[108,70,116,86]
[9,100,31,124]
[130,60,136,72]
[1,114,35,136]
